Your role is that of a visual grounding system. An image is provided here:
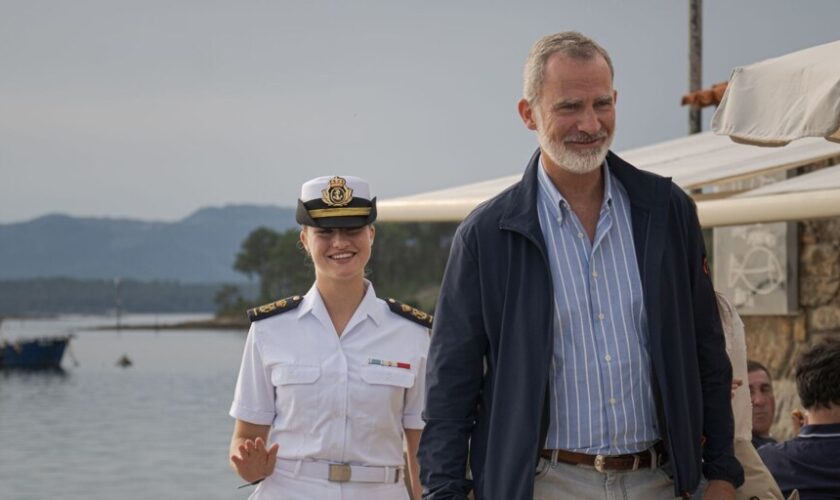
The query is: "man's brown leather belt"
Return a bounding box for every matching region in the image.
[540,442,666,473]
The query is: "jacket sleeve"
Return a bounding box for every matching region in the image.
[419,227,487,500]
[688,203,745,488]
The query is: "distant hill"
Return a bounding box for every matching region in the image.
[0,277,259,315]
[0,205,297,283]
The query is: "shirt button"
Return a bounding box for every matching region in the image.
[598,313,605,320]
[592,270,598,278]
[577,232,584,239]
[609,398,616,405]
[605,354,612,362]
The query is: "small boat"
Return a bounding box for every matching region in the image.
[0,335,73,369]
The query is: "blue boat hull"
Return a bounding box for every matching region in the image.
[0,336,70,369]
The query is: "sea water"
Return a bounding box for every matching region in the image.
[0,314,253,500]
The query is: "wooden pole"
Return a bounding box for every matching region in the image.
[689,0,702,134]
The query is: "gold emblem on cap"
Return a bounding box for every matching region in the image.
[321,176,353,207]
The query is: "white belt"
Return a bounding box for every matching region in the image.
[276,458,403,483]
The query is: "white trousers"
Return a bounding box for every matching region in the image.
[533,458,706,500]
[249,468,410,500]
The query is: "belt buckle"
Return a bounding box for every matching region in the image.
[593,454,606,473]
[328,463,352,482]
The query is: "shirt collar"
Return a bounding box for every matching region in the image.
[536,155,614,218]
[799,422,840,437]
[537,157,565,223]
[358,280,384,326]
[603,160,614,209]
[297,282,321,319]
[297,279,383,327]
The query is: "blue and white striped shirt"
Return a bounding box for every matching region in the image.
[536,159,659,454]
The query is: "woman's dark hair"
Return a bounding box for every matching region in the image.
[795,338,840,410]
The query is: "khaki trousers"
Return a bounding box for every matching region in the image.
[532,458,704,499]
[733,438,784,500]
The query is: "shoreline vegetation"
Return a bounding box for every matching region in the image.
[0,278,258,317]
[2,222,457,321]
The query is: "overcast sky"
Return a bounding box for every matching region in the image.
[1,0,838,223]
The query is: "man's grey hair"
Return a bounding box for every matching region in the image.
[522,31,614,104]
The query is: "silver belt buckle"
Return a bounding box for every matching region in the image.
[328,463,352,482]
[593,454,606,473]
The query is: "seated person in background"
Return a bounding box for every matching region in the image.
[748,360,777,448]
[758,338,840,500]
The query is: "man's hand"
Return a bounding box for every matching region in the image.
[730,378,743,400]
[230,437,279,483]
[702,479,736,499]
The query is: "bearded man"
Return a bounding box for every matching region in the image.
[418,32,743,499]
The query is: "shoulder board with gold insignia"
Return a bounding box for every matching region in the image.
[246,295,304,322]
[385,298,433,329]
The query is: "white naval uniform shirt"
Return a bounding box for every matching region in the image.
[230,280,429,471]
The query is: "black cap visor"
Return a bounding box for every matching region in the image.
[296,197,377,228]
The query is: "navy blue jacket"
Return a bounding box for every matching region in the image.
[758,423,840,499]
[419,150,743,499]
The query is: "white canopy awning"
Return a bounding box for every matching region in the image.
[711,40,840,146]
[378,132,840,226]
[691,165,840,226]
[740,164,840,197]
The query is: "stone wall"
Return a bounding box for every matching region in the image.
[742,216,840,440]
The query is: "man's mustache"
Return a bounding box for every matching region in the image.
[565,131,609,144]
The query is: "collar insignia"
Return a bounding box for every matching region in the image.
[321,176,353,207]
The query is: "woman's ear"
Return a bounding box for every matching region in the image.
[299,228,309,254]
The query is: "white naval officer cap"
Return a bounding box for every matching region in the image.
[295,175,377,228]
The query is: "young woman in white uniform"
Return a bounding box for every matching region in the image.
[229,176,431,500]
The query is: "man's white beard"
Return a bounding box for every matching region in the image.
[539,129,613,174]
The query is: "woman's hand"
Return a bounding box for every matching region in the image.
[230,420,277,484]
[230,436,279,484]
